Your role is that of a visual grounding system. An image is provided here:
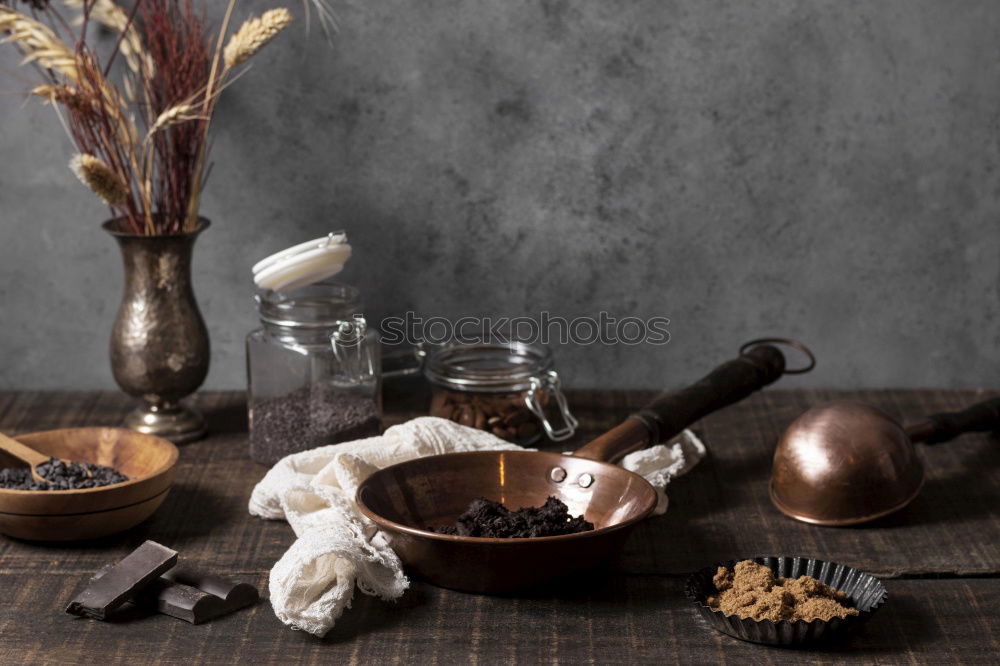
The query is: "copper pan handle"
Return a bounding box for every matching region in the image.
[904,396,1000,445]
[573,343,795,463]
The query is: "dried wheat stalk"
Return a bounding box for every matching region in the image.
[145,103,202,141]
[5,1,312,235]
[186,2,293,230]
[0,7,78,80]
[223,8,292,69]
[31,83,75,105]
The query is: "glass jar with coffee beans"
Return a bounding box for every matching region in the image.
[424,342,578,445]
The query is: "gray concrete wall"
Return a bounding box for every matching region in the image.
[1,0,998,391]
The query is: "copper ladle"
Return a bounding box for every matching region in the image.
[770,397,1000,526]
[358,340,813,594]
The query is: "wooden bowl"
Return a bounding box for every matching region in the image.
[0,428,178,541]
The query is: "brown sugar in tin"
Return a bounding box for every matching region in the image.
[685,556,887,646]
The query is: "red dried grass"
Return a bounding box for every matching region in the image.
[141,0,211,235]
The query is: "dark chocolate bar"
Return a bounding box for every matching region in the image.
[91,564,259,624]
[138,578,229,624]
[66,540,178,620]
[161,567,259,616]
[145,568,259,624]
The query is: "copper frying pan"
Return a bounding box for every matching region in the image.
[357,342,811,594]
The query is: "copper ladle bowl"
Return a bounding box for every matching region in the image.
[770,398,1000,526]
[770,402,924,526]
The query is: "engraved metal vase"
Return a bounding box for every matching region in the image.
[104,218,210,444]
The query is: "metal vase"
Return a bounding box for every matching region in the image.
[104,219,210,444]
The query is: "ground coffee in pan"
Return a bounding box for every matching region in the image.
[707,560,859,622]
[249,386,380,464]
[434,496,595,538]
[0,458,128,490]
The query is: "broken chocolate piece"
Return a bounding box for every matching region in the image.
[161,567,259,615]
[91,565,260,624]
[138,578,230,624]
[149,568,258,624]
[66,540,178,620]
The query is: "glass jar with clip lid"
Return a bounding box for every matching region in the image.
[247,233,388,464]
[424,341,578,445]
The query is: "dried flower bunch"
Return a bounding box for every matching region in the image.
[0,0,334,235]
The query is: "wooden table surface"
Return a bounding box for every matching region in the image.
[0,388,997,665]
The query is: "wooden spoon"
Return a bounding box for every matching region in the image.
[0,431,52,483]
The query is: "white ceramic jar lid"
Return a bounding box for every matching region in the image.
[252,232,352,292]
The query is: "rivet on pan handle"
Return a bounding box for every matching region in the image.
[524,370,578,442]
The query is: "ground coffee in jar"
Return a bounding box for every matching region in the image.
[424,342,577,445]
[248,387,380,464]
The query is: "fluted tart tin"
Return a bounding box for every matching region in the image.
[685,556,887,646]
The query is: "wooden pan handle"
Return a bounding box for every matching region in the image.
[904,396,1000,445]
[573,345,788,463]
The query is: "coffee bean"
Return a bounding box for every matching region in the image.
[430,403,452,419]
[430,388,547,444]
[457,405,476,427]
[517,421,539,439]
[430,391,450,417]
[503,410,529,427]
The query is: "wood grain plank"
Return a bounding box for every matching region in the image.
[0,574,995,665]
[0,389,998,664]
[0,390,997,577]
[612,389,1000,577]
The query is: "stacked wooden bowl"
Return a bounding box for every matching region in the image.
[0,428,178,541]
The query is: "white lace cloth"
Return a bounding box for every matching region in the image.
[249,416,706,637]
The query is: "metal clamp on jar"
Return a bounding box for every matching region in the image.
[424,342,578,444]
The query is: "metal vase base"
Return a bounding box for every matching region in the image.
[123,403,206,445]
